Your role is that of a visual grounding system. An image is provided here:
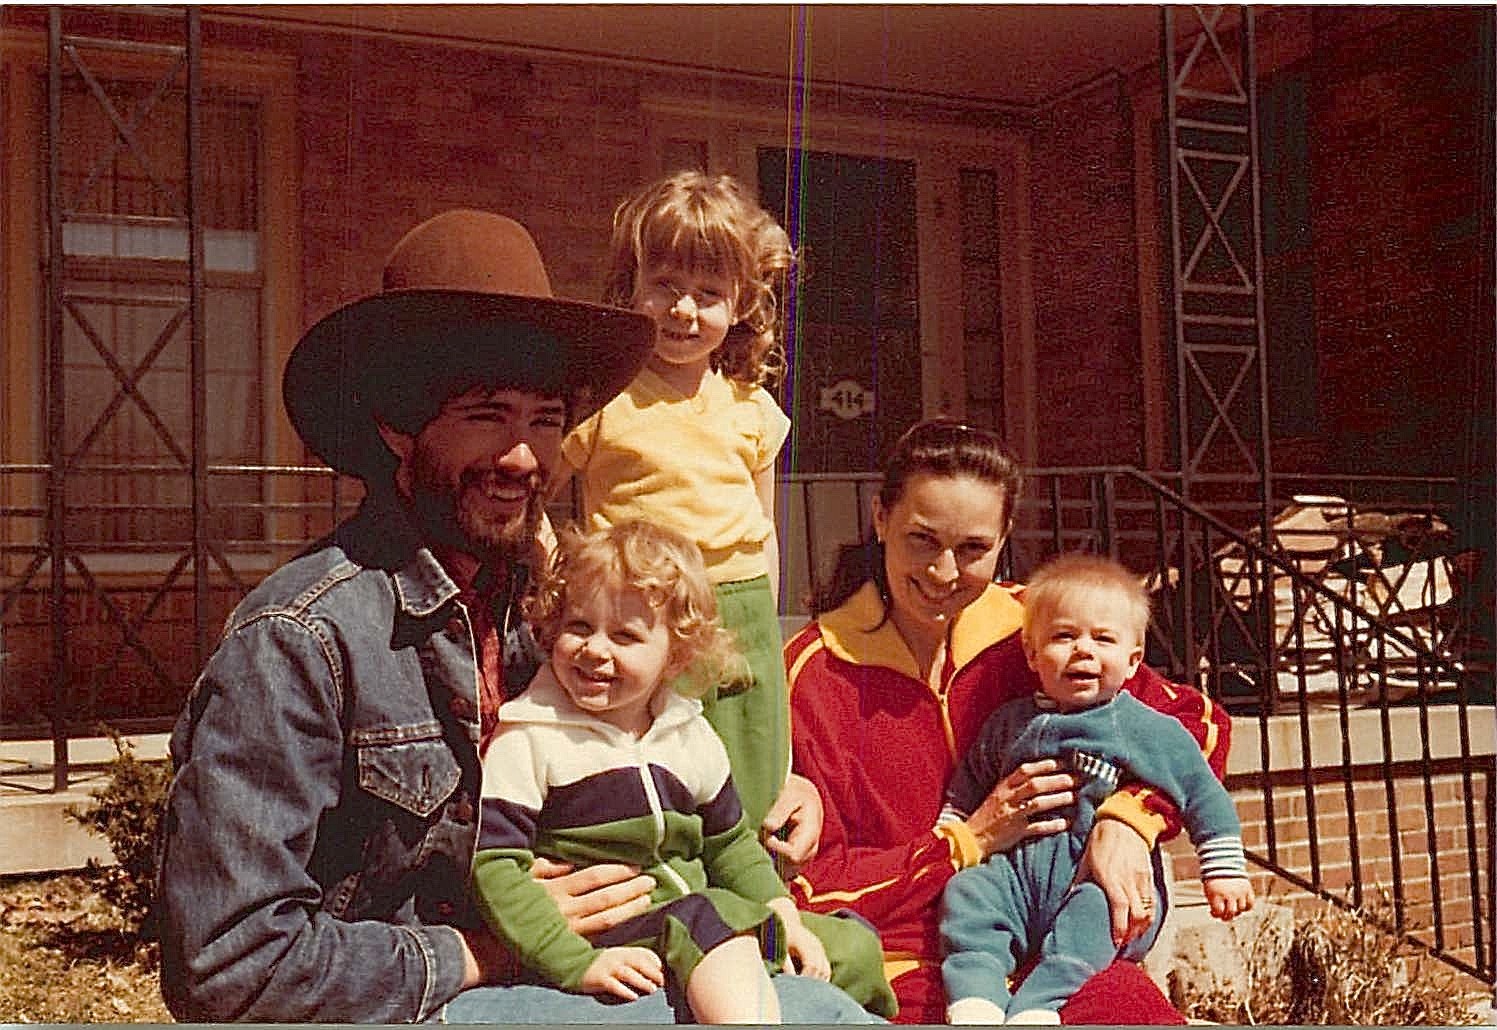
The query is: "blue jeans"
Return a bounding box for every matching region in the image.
[443,975,884,1024]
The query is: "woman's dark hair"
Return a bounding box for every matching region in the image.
[808,418,1024,617]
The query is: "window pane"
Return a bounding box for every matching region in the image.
[960,169,1003,430]
[59,83,258,230]
[63,224,260,272]
[207,286,265,544]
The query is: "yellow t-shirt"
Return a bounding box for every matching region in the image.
[561,368,791,584]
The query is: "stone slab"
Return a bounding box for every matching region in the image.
[0,789,115,875]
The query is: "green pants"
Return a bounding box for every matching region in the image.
[801,910,899,1018]
[704,578,897,1019]
[704,575,789,835]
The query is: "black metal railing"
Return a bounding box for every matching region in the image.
[1100,467,1491,986]
[1,462,360,746]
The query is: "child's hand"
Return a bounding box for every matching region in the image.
[784,921,831,980]
[579,947,665,1001]
[1205,877,1255,921]
[768,899,830,981]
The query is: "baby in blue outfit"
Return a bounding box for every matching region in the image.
[939,553,1254,1024]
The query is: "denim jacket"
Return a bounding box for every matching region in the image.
[157,496,540,1022]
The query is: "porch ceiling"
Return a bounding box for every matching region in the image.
[207,4,1172,108]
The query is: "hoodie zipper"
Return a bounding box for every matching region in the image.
[633,738,691,896]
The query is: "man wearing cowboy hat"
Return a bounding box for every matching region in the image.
[156,210,871,1023]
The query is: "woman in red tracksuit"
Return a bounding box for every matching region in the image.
[784,419,1230,1024]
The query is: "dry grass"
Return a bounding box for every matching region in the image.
[1171,890,1489,1025]
[0,871,170,1023]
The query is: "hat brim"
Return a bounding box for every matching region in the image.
[284,289,654,479]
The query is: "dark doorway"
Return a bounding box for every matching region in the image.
[758,148,922,474]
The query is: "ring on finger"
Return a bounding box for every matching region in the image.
[1016,797,1032,814]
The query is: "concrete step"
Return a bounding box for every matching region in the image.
[0,733,168,876]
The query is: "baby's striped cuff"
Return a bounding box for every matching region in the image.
[1198,835,1248,879]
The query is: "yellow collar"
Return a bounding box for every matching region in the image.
[818,581,1025,680]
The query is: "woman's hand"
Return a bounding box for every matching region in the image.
[966,758,1075,857]
[1075,818,1154,946]
[762,773,824,871]
[531,857,656,937]
[579,946,664,1001]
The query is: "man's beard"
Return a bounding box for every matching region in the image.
[405,440,544,563]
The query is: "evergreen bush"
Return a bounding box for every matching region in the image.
[64,729,172,938]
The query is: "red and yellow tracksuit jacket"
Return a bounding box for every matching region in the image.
[784,581,1230,1024]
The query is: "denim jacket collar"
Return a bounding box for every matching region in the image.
[331,492,461,618]
[393,548,460,619]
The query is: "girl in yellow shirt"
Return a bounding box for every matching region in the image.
[560,170,796,838]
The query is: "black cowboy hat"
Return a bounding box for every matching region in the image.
[283,208,654,480]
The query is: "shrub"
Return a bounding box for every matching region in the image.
[64,729,172,938]
[1171,888,1486,1025]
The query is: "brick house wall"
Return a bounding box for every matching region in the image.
[1,585,241,728]
[292,31,653,330]
[1029,78,1149,468]
[282,8,1490,485]
[1303,8,1489,479]
[3,6,1483,481]
[1031,7,1491,482]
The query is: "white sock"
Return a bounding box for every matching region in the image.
[947,997,1009,1024]
[1005,1007,1063,1025]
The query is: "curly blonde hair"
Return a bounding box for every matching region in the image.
[603,171,795,387]
[525,520,743,699]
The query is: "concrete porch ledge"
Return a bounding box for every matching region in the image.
[0,732,169,877]
[1227,705,1494,775]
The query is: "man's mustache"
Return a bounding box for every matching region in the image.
[460,469,543,493]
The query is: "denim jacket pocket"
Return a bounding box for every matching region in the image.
[355,730,462,818]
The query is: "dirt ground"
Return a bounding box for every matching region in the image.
[2,869,1487,1025]
[0,871,170,1023]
